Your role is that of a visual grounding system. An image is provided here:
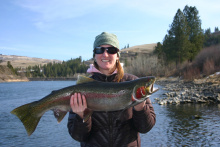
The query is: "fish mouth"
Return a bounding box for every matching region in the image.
[140,84,153,97]
[132,77,159,102]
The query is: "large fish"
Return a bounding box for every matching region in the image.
[11,75,158,136]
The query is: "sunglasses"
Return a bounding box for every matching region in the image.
[93,47,119,54]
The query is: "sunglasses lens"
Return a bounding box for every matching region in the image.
[94,48,104,54]
[107,47,118,54]
[94,47,118,54]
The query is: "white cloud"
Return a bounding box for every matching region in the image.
[13,0,118,30]
[14,0,220,20]
[15,0,117,21]
[13,0,220,31]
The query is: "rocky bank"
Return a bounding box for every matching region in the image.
[0,65,29,83]
[155,72,220,105]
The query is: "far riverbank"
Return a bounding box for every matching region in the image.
[28,77,77,81]
[0,77,77,83]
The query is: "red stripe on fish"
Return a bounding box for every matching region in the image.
[82,90,126,99]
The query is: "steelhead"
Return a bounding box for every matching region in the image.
[11,75,158,136]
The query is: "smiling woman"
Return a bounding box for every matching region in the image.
[92,32,123,80]
[67,32,156,147]
[93,44,119,75]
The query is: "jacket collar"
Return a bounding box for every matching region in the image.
[87,64,117,75]
[87,64,118,82]
[91,72,117,82]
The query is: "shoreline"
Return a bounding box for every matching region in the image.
[1,79,29,83]
[0,77,77,83]
[28,77,77,81]
[155,73,220,104]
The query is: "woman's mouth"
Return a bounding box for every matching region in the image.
[102,60,110,62]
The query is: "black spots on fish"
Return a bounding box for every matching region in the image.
[118,90,126,95]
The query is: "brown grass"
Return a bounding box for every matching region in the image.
[194,44,220,71]
[124,53,177,77]
[203,59,215,75]
[181,44,220,80]
[183,66,201,81]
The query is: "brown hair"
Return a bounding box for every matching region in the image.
[93,55,124,82]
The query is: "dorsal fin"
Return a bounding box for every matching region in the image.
[76,75,95,84]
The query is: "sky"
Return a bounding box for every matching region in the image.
[0,0,219,61]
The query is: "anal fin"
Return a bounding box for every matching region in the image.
[53,109,68,123]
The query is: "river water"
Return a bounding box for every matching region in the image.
[0,81,219,147]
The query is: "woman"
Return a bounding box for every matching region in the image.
[67,32,156,147]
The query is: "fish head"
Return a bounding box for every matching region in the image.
[132,77,158,101]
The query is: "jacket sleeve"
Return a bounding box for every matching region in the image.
[132,98,156,133]
[67,111,92,142]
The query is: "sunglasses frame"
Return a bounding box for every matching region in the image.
[93,47,119,54]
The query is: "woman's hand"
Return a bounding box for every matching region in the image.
[70,93,87,119]
[134,100,146,111]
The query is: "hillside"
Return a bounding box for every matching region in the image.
[0,55,62,82]
[119,43,157,66]
[0,54,62,69]
[0,65,28,82]
[120,43,157,53]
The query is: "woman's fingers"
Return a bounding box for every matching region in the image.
[82,95,87,108]
[70,93,87,113]
[77,93,82,107]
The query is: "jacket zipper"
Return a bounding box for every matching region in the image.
[106,76,113,147]
[109,112,113,147]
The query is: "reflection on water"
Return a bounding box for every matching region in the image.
[142,85,220,147]
[164,104,219,146]
[142,103,220,146]
[0,82,219,147]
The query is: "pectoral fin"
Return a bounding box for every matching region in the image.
[83,108,93,123]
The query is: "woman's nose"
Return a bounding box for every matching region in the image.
[102,50,109,56]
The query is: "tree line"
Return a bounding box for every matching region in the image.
[23,57,88,78]
[154,5,220,67]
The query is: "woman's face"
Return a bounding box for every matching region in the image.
[94,44,119,75]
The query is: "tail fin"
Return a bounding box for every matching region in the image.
[11,102,41,136]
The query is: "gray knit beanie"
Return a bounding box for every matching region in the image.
[93,32,120,49]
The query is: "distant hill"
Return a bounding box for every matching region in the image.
[120,43,157,53]
[119,43,157,65]
[0,43,157,69]
[0,65,28,82]
[0,55,62,69]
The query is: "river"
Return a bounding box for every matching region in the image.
[0,81,219,147]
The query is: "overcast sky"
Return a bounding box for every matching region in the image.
[0,0,219,61]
